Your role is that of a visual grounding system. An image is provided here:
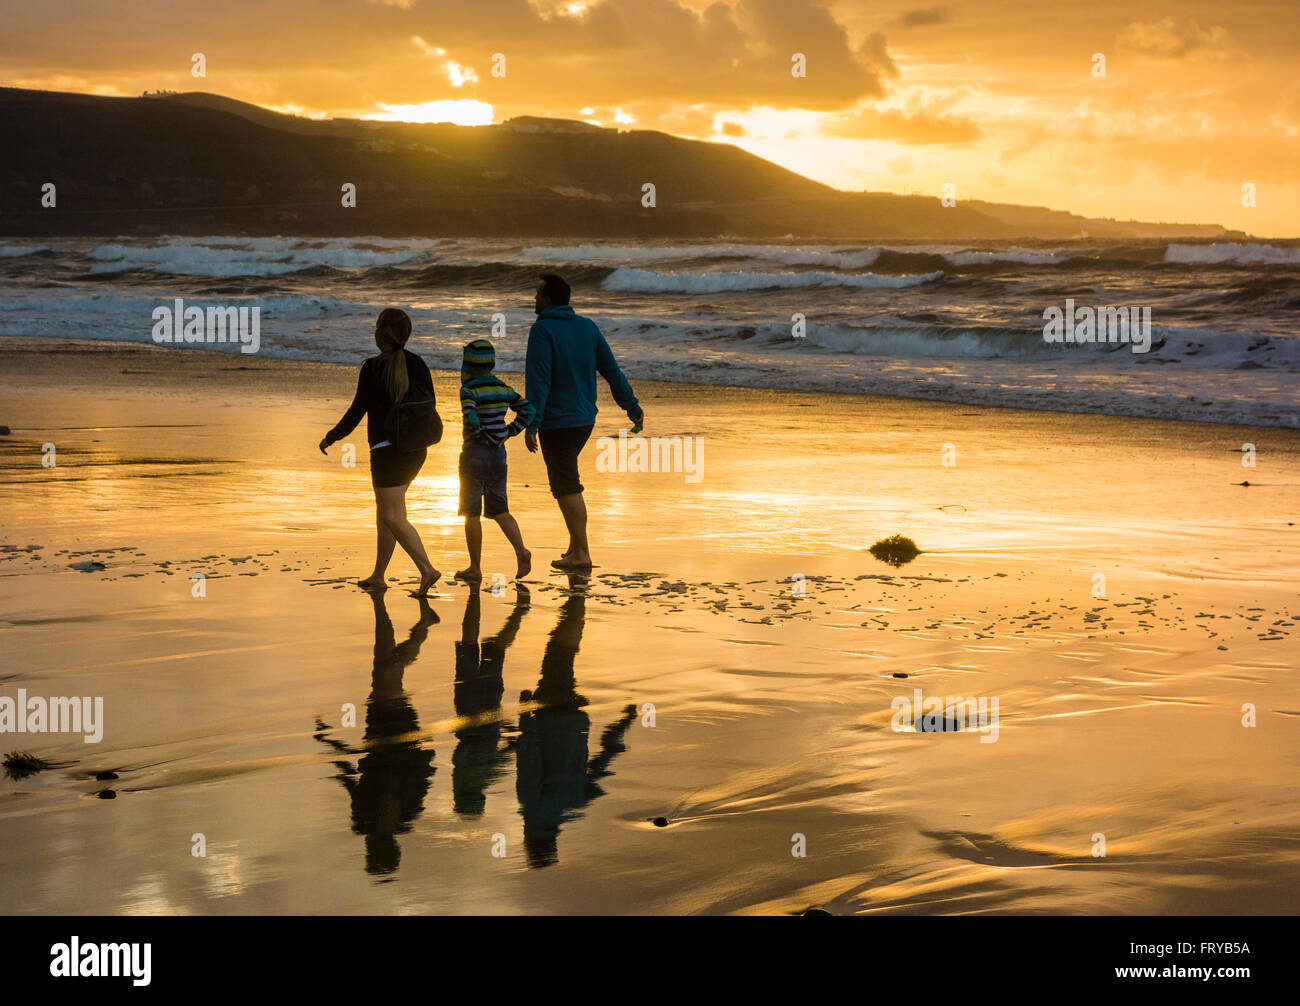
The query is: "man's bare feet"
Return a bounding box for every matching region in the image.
[515,549,532,579]
[357,576,388,592]
[412,567,441,596]
[454,567,483,582]
[551,554,592,571]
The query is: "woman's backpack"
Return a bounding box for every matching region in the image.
[384,365,443,451]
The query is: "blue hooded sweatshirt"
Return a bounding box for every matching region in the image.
[524,305,641,433]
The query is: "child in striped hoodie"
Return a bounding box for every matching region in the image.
[456,339,534,582]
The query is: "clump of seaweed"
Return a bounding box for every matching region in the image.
[3,750,52,780]
[869,534,921,567]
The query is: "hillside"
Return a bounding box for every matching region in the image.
[0,87,1242,240]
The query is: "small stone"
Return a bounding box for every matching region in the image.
[652,816,669,828]
[95,789,117,800]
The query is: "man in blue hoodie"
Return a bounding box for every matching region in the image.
[524,273,643,571]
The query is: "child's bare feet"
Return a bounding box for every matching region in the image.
[551,553,592,570]
[357,576,388,592]
[515,549,532,579]
[455,567,483,582]
[412,567,441,596]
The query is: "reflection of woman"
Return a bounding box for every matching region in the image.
[319,308,440,595]
[334,593,438,876]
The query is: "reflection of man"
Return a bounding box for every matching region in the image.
[452,585,529,817]
[325,594,438,876]
[515,579,638,868]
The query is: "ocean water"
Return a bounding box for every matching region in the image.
[1,235,1297,426]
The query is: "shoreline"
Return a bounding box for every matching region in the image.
[2,335,1294,434]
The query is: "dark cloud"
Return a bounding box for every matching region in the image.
[897,6,952,28]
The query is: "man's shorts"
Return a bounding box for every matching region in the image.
[458,442,509,518]
[539,424,594,498]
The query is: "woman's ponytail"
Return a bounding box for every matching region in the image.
[373,308,412,401]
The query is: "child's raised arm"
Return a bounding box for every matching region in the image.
[505,392,535,439]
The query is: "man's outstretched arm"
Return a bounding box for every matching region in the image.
[595,330,642,423]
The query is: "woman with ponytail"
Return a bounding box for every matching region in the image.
[320,308,441,595]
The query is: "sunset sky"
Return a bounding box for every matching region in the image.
[4,0,1297,235]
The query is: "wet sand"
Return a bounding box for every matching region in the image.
[1,337,1297,914]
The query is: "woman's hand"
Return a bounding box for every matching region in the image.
[318,437,330,455]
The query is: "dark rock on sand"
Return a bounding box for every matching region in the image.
[869,534,921,567]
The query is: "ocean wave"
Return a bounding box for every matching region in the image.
[87,242,430,276]
[601,267,943,293]
[800,322,1296,366]
[0,245,51,258]
[377,261,615,288]
[1164,243,1300,265]
[593,314,1300,368]
[0,291,371,320]
[143,235,452,252]
[523,242,885,269]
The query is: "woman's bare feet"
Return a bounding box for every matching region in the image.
[454,567,483,582]
[412,567,441,596]
[357,576,388,592]
[515,549,532,579]
[551,553,592,571]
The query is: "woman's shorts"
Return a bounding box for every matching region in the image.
[370,445,426,489]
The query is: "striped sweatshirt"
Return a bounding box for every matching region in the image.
[460,373,535,447]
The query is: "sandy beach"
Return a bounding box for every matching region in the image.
[1,337,1297,915]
